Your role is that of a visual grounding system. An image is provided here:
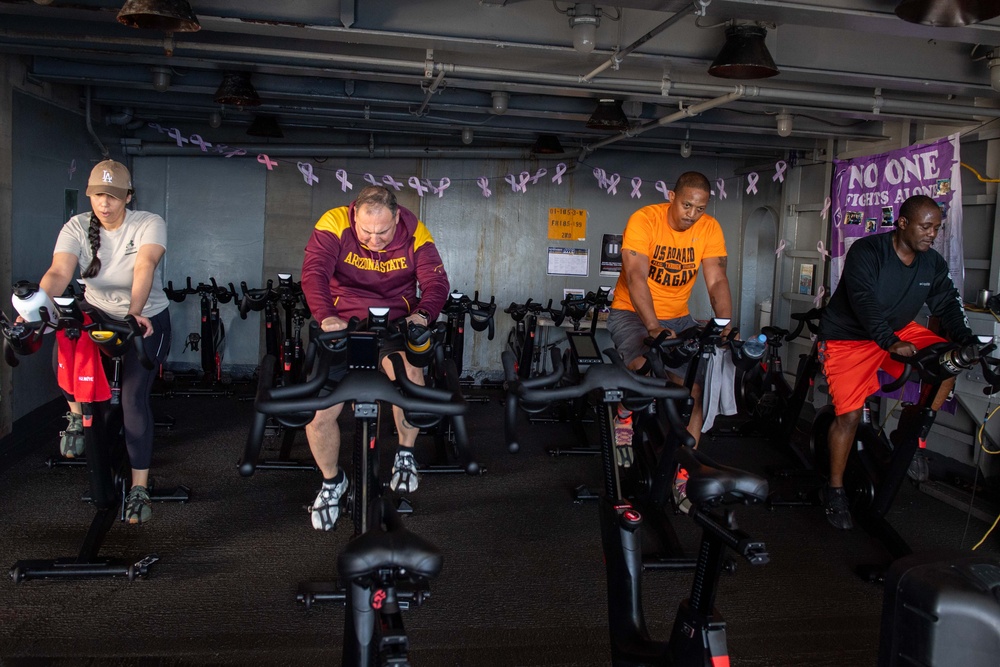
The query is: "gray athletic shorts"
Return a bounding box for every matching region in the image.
[606,308,700,379]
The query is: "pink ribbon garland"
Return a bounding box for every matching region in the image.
[746,172,759,195]
[432,177,451,197]
[529,168,547,185]
[364,173,379,186]
[775,239,787,257]
[821,197,831,220]
[817,241,830,261]
[68,159,76,180]
[593,168,607,189]
[716,178,727,200]
[257,154,277,170]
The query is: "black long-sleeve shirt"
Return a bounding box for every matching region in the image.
[820,232,972,349]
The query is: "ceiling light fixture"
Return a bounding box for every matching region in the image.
[708,23,780,80]
[895,0,1000,27]
[680,130,692,158]
[776,110,793,137]
[151,66,171,92]
[117,0,201,32]
[568,3,601,54]
[989,49,1000,92]
[214,72,261,109]
[208,110,223,128]
[461,127,474,145]
[586,98,630,131]
[491,91,509,115]
[531,134,565,155]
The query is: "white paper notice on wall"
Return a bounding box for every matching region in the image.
[547,247,589,277]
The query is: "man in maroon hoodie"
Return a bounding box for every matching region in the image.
[300,185,450,530]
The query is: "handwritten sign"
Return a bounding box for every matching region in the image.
[547,207,587,241]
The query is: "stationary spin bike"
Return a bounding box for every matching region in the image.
[2,297,189,582]
[811,336,1000,581]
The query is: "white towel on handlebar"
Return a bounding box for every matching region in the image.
[702,348,738,432]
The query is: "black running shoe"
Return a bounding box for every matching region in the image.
[822,486,854,530]
[906,451,930,483]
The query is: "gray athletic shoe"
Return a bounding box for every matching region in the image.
[310,476,348,531]
[390,449,420,493]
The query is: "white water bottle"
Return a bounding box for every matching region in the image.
[741,333,767,359]
[11,281,56,326]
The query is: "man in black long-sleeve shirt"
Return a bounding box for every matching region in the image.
[817,194,974,530]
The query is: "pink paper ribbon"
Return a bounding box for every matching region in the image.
[605,173,620,195]
[813,285,826,308]
[148,122,167,134]
[593,168,607,189]
[477,177,492,198]
[655,181,670,201]
[257,154,276,170]
[529,168,547,185]
[431,177,450,197]
[189,134,212,152]
[715,178,727,200]
[382,175,404,191]
[772,160,787,183]
[68,159,76,180]
[364,173,379,186]
[817,241,830,261]
[297,162,319,185]
[408,176,429,197]
[820,196,831,220]
[336,169,353,192]
[630,177,642,199]
[745,172,759,195]
[166,127,189,148]
[775,239,787,257]
[552,163,567,185]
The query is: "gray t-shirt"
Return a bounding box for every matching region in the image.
[54,209,168,319]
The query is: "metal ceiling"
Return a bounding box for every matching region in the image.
[1,0,999,160]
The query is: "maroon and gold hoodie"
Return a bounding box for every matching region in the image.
[300,203,450,323]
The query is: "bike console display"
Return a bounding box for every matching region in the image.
[566,330,603,369]
[347,332,380,370]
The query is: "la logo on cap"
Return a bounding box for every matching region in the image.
[102,170,114,184]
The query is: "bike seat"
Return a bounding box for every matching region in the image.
[338,507,443,582]
[675,446,769,506]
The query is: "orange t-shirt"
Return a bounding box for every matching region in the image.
[611,202,727,319]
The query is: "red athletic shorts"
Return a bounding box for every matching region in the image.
[818,322,945,416]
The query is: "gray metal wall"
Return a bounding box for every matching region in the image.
[8,91,106,420]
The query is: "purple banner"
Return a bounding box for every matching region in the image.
[829,134,963,296]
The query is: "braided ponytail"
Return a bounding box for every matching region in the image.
[81,213,102,278]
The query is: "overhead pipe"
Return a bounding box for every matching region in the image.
[414,70,447,117]
[122,143,537,159]
[582,89,747,156]
[4,27,998,124]
[581,1,702,82]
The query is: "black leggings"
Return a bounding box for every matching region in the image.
[56,308,171,470]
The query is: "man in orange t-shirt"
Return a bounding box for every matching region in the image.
[608,171,732,469]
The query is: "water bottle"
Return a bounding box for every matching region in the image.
[741,333,767,359]
[11,280,56,328]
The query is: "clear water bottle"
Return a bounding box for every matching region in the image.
[741,333,767,359]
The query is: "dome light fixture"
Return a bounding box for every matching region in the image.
[491,91,509,115]
[895,0,1000,27]
[680,130,692,159]
[461,127,474,145]
[568,3,601,54]
[151,66,171,92]
[776,110,793,137]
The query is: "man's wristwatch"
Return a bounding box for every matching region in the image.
[414,309,430,322]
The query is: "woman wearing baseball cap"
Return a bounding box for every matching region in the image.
[34,159,171,524]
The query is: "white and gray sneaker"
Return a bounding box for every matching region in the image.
[310,476,348,531]
[390,449,420,493]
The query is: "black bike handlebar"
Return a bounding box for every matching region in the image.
[884,340,1000,394]
[237,279,277,319]
[787,307,823,341]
